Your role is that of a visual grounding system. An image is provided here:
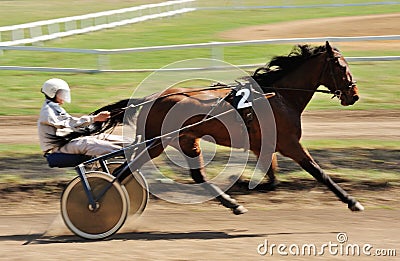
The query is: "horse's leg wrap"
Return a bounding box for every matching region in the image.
[201,183,248,215]
[299,158,363,211]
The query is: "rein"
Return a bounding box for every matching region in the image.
[262,87,332,94]
[103,53,352,132]
[120,92,273,148]
[110,84,233,115]
[110,81,335,117]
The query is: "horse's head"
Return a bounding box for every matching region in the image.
[322,41,359,106]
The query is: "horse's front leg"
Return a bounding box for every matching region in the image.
[279,140,364,211]
[299,158,364,211]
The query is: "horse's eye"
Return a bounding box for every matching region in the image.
[338,58,347,67]
[349,81,357,89]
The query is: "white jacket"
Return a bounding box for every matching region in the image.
[37,100,94,152]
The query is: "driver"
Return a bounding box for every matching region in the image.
[38,78,124,157]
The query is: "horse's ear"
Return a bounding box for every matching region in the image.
[325,41,334,58]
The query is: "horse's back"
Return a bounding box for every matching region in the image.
[136,87,245,147]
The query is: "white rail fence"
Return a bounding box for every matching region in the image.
[2,0,395,47]
[201,1,400,10]
[0,0,195,47]
[0,35,399,73]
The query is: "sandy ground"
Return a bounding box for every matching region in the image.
[1,110,400,145]
[0,204,399,260]
[220,13,400,51]
[1,14,399,261]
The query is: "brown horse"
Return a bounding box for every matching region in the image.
[56,41,363,214]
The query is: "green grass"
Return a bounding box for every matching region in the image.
[272,168,400,183]
[0,174,24,184]
[302,139,400,149]
[131,142,400,182]
[0,1,399,115]
[1,139,399,157]
[0,144,41,156]
[0,0,165,26]
[0,1,399,155]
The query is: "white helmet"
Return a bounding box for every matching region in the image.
[41,78,71,103]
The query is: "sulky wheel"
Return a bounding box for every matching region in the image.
[103,160,125,175]
[121,170,149,217]
[103,161,148,217]
[97,161,148,217]
[60,171,129,240]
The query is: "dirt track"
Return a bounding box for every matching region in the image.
[220,13,400,51]
[1,204,399,260]
[1,14,400,260]
[0,110,399,145]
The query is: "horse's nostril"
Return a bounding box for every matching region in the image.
[353,95,359,102]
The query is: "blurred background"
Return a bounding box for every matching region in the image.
[0,0,398,194]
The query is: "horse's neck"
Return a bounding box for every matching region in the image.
[275,56,324,113]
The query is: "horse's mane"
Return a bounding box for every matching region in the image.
[46,44,337,149]
[251,44,331,91]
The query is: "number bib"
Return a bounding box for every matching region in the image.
[232,82,254,110]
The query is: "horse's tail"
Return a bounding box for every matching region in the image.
[46,94,156,148]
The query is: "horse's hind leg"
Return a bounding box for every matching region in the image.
[114,142,165,182]
[261,153,278,189]
[279,140,364,211]
[174,136,205,183]
[268,153,278,183]
[176,136,247,215]
[249,151,278,191]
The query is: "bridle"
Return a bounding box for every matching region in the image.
[250,51,357,97]
[99,51,358,129]
[324,53,357,100]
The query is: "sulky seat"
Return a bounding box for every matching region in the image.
[46,153,92,168]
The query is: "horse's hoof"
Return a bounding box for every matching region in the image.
[258,180,279,191]
[349,201,364,211]
[232,205,248,215]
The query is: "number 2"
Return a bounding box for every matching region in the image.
[236,89,252,109]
